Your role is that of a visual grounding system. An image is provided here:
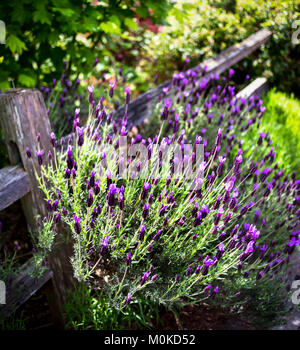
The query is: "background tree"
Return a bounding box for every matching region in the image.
[0,0,172,91]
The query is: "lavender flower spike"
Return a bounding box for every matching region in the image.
[87,189,94,207]
[73,215,81,235]
[125,86,130,105]
[36,150,44,166]
[101,235,110,255]
[126,251,132,266]
[142,203,150,219]
[26,147,32,158]
[125,292,131,305]
[140,272,150,286]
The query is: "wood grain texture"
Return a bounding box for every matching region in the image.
[0,257,53,318]
[0,89,52,228]
[236,77,268,99]
[0,89,75,323]
[0,165,30,211]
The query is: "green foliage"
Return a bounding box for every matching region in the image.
[64,284,161,330]
[0,311,27,330]
[0,244,18,284]
[243,89,300,174]
[0,0,172,91]
[213,272,294,328]
[140,0,300,95]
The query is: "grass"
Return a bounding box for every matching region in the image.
[63,284,162,330]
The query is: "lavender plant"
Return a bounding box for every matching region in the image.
[26,66,300,315]
[40,59,134,139]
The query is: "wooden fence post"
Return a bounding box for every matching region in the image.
[0,89,75,326]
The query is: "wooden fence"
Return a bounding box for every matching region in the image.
[0,28,271,326]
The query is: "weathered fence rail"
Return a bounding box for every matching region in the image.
[236,77,268,99]
[113,28,271,127]
[0,257,53,317]
[0,165,30,211]
[0,28,271,325]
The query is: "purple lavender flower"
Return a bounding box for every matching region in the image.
[203,284,212,293]
[107,183,118,207]
[195,265,201,275]
[118,193,125,211]
[73,215,81,235]
[214,207,224,225]
[257,132,266,146]
[26,147,32,158]
[87,189,93,207]
[54,212,61,224]
[126,251,132,266]
[202,256,215,275]
[88,85,94,104]
[193,211,202,227]
[210,286,219,299]
[53,199,58,211]
[159,204,168,217]
[201,205,210,218]
[101,235,110,255]
[125,292,131,305]
[216,243,224,260]
[151,274,158,281]
[213,195,221,210]
[153,230,162,241]
[36,150,44,166]
[141,182,151,201]
[233,154,242,174]
[163,216,169,226]
[140,272,150,286]
[62,207,68,216]
[109,80,115,99]
[138,225,145,241]
[178,216,185,226]
[217,156,226,176]
[67,146,74,170]
[125,86,130,104]
[50,132,56,147]
[77,127,84,146]
[65,168,71,179]
[142,203,150,219]
[47,199,53,211]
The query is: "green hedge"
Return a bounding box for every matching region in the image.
[244,89,300,174]
[139,0,300,96]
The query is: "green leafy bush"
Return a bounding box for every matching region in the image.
[242,89,300,174]
[0,0,171,91]
[140,0,300,95]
